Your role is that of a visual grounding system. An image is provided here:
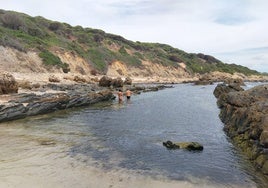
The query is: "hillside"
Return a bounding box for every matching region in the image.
[0,9,263,83]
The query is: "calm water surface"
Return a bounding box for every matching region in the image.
[0,83,267,187]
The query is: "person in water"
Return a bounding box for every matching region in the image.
[125,89,132,99]
[118,89,123,102]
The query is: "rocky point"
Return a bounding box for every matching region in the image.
[214,82,268,175]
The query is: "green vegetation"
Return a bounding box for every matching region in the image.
[39,50,69,72]
[0,9,262,75]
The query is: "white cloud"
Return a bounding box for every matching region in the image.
[0,0,268,72]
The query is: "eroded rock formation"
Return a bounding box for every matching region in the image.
[0,90,115,122]
[0,72,18,94]
[214,83,268,175]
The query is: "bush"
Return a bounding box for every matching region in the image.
[39,50,70,72]
[119,46,128,55]
[0,35,25,52]
[48,22,62,31]
[27,27,45,37]
[93,34,104,43]
[90,69,98,76]
[169,55,182,62]
[1,12,25,30]
[88,47,115,71]
[39,50,62,65]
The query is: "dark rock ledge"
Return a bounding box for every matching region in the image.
[0,83,174,123]
[214,83,268,175]
[0,73,174,123]
[0,90,115,123]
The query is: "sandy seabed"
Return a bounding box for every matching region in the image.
[0,152,238,188]
[0,123,251,188]
[0,130,254,188]
[0,72,259,188]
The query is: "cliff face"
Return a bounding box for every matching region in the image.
[214,83,268,175]
[0,45,193,83]
[0,9,264,82]
[106,60,191,82]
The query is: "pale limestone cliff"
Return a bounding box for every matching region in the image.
[0,46,267,84]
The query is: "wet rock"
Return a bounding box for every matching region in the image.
[0,103,27,122]
[163,140,203,151]
[224,78,245,86]
[213,83,244,108]
[26,93,70,116]
[214,83,268,176]
[213,83,244,99]
[0,89,115,122]
[0,72,18,94]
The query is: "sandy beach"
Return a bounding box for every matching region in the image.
[0,122,231,188]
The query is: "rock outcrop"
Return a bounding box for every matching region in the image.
[0,90,115,122]
[124,77,132,85]
[214,83,268,175]
[194,72,246,86]
[163,140,204,151]
[0,72,18,94]
[99,76,125,88]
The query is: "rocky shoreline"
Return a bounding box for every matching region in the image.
[214,82,268,176]
[0,73,174,123]
[0,90,115,123]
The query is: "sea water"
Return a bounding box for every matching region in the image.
[0,83,267,188]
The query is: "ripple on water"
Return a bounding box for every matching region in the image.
[0,84,268,187]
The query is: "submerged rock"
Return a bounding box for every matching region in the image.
[163,140,204,151]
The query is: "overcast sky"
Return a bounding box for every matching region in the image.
[1,0,268,72]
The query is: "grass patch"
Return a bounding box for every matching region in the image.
[39,50,69,72]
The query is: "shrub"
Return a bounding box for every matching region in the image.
[1,12,25,30]
[119,46,128,55]
[27,27,45,37]
[39,50,70,72]
[48,22,61,31]
[0,35,25,52]
[90,69,98,76]
[39,50,62,65]
[88,47,115,71]
[169,55,182,62]
[93,34,104,43]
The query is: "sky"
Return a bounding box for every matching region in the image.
[1,0,268,73]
